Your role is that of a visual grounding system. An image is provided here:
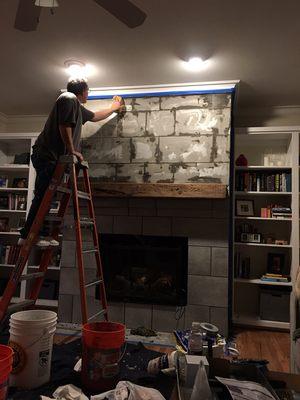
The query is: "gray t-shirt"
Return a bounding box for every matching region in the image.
[34,92,94,161]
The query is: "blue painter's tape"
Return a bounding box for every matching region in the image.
[88,88,235,100]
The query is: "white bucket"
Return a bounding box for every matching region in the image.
[9,310,57,389]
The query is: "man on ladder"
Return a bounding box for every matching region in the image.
[0,79,124,324]
[18,78,123,247]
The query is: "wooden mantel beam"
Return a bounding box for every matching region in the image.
[91,182,227,199]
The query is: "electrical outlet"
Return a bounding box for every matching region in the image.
[125,105,132,111]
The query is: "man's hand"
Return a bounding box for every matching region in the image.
[91,96,125,122]
[71,151,84,162]
[111,95,125,113]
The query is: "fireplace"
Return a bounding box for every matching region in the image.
[97,234,188,306]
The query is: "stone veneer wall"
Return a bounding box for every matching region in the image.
[58,92,232,335]
[81,93,231,184]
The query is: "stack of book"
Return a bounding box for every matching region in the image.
[260,206,292,218]
[235,171,291,192]
[271,207,292,219]
[260,273,290,283]
[0,194,26,210]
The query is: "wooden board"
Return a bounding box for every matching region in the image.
[91,182,227,198]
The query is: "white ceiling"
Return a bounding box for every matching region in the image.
[1,0,300,116]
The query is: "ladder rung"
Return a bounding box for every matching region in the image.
[57,185,71,194]
[7,300,35,314]
[82,248,98,254]
[80,218,94,227]
[58,156,89,169]
[85,279,102,289]
[88,309,106,321]
[77,190,90,200]
[20,272,44,281]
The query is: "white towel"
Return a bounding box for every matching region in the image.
[40,384,89,400]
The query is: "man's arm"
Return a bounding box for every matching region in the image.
[91,96,124,122]
[59,125,83,161]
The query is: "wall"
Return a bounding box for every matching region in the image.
[235,105,300,127]
[0,113,7,132]
[0,114,46,133]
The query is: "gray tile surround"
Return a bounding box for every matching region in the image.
[58,198,229,336]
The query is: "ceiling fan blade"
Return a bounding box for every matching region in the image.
[94,0,146,28]
[14,0,41,32]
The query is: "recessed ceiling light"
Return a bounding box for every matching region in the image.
[183,57,210,71]
[64,60,96,79]
[35,0,59,7]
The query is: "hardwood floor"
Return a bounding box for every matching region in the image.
[54,328,291,373]
[234,328,290,373]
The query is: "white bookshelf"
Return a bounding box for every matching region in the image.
[233,126,300,372]
[0,133,61,310]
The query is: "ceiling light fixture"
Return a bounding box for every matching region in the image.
[183,57,210,72]
[64,60,96,79]
[35,0,59,7]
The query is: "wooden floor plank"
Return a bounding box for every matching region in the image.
[234,328,290,373]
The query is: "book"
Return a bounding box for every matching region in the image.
[261,276,289,283]
[0,195,9,209]
[0,177,8,188]
[261,273,290,283]
[235,171,292,192]
[272,207,292,213]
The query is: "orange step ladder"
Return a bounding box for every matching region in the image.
[0,155,108,325]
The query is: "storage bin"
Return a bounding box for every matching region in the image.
[259,287,290,322]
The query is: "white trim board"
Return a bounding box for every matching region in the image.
[61,80,239,98]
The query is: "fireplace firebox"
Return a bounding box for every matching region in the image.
[96,234,188,306]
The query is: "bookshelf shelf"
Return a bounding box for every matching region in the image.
[236,166,291,170]
[234,216,292,221]
[0,209,26,213]
[235,191,292,195]
[233,315,290,330]
[0,188,28,192]
[0,231,20,235]
[234,242,291,248]
[0,165,29,171]
[234,278,292,287]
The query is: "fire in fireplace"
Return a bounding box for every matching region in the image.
[96,234,188,306]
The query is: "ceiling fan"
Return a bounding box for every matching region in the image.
[14,0,147,32]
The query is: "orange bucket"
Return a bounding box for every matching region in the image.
[81,322,125,393]
[0,345,13,400]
